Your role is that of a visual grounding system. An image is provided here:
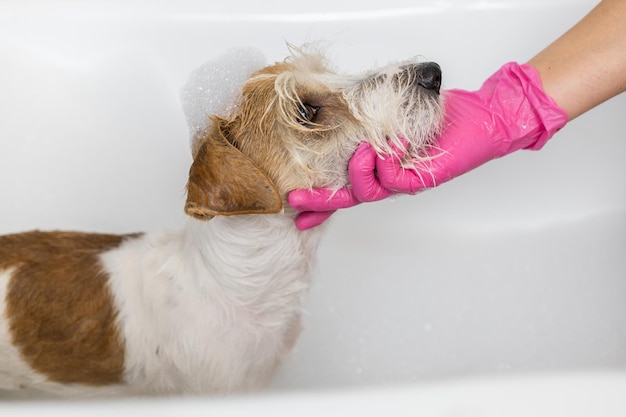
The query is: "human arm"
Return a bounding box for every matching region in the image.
[529,0,626,121]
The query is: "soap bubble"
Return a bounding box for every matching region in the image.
[180,47,267,148]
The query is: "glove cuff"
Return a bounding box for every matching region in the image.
[482,62,568,153]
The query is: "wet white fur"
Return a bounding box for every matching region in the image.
[107,215,321,395]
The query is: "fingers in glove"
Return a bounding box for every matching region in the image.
[349,142,393,202]
[294,210,336,231]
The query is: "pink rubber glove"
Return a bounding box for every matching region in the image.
[288,62,568,231]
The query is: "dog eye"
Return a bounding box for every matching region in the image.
[297,103,319,125]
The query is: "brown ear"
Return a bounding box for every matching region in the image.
[185,128,282,221]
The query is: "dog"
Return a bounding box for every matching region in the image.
[0,47,443,397]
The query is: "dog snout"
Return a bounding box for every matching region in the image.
[401,62,442,94]
[416,62,442,94]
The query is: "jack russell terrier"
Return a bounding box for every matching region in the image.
[0,46,443,397]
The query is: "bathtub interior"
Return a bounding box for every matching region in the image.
[1,0,626,407]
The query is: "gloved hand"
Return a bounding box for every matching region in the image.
[288,62,569,231]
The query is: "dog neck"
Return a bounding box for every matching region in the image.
[181,213,323,320]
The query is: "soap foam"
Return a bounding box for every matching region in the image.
[180,47,267,147]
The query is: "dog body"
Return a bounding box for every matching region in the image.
[0,48,442,397]
[1,216,317,396]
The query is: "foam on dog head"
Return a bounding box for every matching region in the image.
[180,47,267,148]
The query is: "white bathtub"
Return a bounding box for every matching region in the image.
[1,0,625,414]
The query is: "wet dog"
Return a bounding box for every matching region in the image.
[0,47,442,397]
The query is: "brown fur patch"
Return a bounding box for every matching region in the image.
[0,230,139,386]
[221,69,301,195]
[217,63,360,196]
[185,123,283,220]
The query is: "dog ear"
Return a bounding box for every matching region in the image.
[185,127,283,221]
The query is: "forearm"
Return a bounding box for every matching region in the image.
[528,0,626,120]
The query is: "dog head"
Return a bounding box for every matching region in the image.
[185,47,443,221]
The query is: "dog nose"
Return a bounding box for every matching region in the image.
[417,62,442,94]
[415,62,441,94]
